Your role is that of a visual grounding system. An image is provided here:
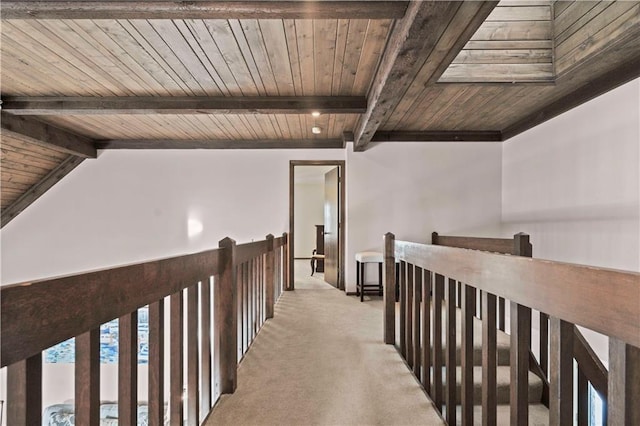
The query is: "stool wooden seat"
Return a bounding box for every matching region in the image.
[355,251,383,302]
[310,250,325,276]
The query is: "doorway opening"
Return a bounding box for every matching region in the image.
[289,160,346,291]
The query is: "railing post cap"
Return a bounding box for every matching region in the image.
[265,234,274,239]
[384,232,395,239]
[219,237,236,247]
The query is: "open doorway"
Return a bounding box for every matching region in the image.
[289,161,346,291]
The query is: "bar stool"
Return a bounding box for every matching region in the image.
[355,251,384,302]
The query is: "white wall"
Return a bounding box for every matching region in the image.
[345,142,504,293]
[502,78,640,365]
[0,149,345,285]
[294,182,324,258]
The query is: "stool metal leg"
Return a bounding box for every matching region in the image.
[356,261,360,296]
[378,262,383,296]
[360,261,365,302]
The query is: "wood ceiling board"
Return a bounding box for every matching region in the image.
[486,5,552,22]
[1,2,409,20]
[377,1,500,133]
[353,1,500,150]
[554,1,612,45]
[1,156,85,227]
[372,131,502,142]
[3,96,368,115]
[35,114,355,141]
[441,63,555,83]
[555,2,640,76]
[1,19,391,98]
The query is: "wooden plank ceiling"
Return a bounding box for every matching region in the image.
[1,0,639,225]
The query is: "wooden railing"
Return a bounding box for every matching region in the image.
[383,232,640,425]
[1,232,289,425]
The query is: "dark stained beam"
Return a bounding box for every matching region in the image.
[1,156,85,228]
[2,96,368,115]
[1,113,97,158]
[96,139,344,150]
[353,1,499,151]
[372,130,502,142]
[0,1,408,19]
[502,55,640,141]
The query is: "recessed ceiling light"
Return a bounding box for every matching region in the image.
[311,111,321,117]
[311,126,322,134]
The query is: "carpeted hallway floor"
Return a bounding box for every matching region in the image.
[204,261,445,425]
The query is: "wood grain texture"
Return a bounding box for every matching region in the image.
[399,261,407,358]
[200,278,211,414]
[395,240,640,347]
[75,330,99,426]
[148,300,165,426]
[1,113,96,158]
[608,339,640,425]
[445,278,457,425]
[119,311,138,426]
[1,1,408,19]
[265,235,275,319]
[187,284,200,425]
[510,302,531,425]
[432,232,516,254]
[217,237,237,394]
[406,263,414,368]
[422,271,432,393]
[7,354,42,426]
[549,318,573,426]
[482,291,497,426]
[4,96,367,115]
[461,284,475,425]
[170,291,184,426]
[383,233,396,345]
[413,267,422,378]
[1,155,85,227]
[353,1,499,150]
[97,138,345,150]
[372,130,502,142]
[432,273,445,411]
[1,246,220,367]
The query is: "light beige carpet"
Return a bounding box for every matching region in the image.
[204,262,445,426]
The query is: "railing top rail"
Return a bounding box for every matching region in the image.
[393,240,640,348]
[432,232,519,255]
[1,233,285,367]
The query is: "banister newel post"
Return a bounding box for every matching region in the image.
[384,232,396,344]
[608,339,640,425]
[283,232,292,291]
[265,234,275,319]
[218,237,237,394]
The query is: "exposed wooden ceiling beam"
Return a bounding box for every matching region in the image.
[1,113,97,158]
[0,1,408,20]
[372,131,502,142]
[1,156,85,228]
[502,56,640,141]
[96,139,344,150]
[353,1,499,152]
[2,96,368,115]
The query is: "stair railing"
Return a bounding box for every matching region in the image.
[383,232,640,425]
[1,232,289,426]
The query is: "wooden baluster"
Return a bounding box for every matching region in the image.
[75,331,98,426]
[445,278,457,425]
[283,232,291,291]
[237,264,243,359]
[540,312,549,376]
[119,310,138,425]
[608,338,640,425]
[7,354,43,426]
[577,367,588,426]
[383,233,396,345]
[187,284,199,425]
[266,235,275,319]
[399,260,407,357]
[253,258,257,335]
[413,267,422,378]
[498,297,506,331]
[201,278,212,413]
[258,256,263,327]
[422,270,432,394]
[511,302,531,425]
[457,281,462,309]
[406,263,414,368]
[149,300,165,426]
[213,275,222,402]
[549,318,573,425]
[170,290,184,426]
[218,237,238,394]
[243,262,249,352]
[461,284,475,426]
[247,260,253,344]
[433,273,445,412]
[482,291,497,426]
